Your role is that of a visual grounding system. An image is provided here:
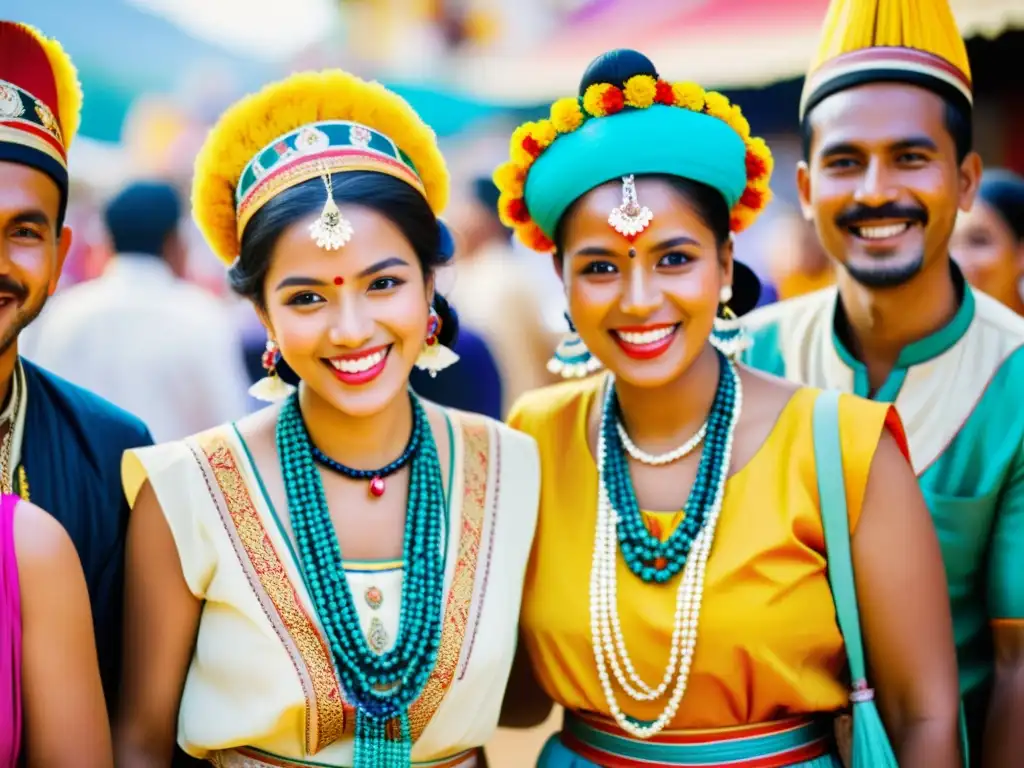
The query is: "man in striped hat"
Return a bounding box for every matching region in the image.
[742,0,1024,762]
[0,20,153,710]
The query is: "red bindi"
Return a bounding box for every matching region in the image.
[333,276,344,286]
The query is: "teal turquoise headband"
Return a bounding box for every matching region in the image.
[524,105,748,240]
[494,74,773,253]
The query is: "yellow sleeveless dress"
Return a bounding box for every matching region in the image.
[508,376,903,767]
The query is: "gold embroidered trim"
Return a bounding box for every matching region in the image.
[16,466,29,501]
[236,154,425,237]
[406,416,491,739]
[197,416,492,749]
[196,434,347,753]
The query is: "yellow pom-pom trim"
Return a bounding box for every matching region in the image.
[15,23,83,148]
[550,97,584,133]
[192,69,449,266]
[623,75,657,109]
[495,75,774,250]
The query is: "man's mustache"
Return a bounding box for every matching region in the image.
[835,202,927,229]
[0,278,28,301]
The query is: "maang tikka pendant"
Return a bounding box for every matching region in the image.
[608,174,653,240]
[309,171,354,250]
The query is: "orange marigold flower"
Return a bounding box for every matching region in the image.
[703,91,732,121]
[550,97,584,133]
[739,186,766,210]
[532,119,558,149]
[730,206,757,233]
[493,161,526,198]
[510,122,539,166]
[601,86,624,115]
[583,84,611,116]
[623,75,657,108]
[507,198,530,224]
[498,194,530,228]
[671,82,705,112]
[654,80,675,106]
[583,84,624,117]
[744,136,774,182]
[518,221,555,252]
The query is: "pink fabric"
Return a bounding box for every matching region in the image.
[0,494,21,766]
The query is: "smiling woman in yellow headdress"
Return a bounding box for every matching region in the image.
[115,69,541,768]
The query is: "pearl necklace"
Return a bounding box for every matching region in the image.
[589,362,742,739]
[616,419,706,466]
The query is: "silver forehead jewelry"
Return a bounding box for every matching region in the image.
[607,174,653,240]
[309,169,354,250]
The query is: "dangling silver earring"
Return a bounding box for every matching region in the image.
[547,312,603,379]
[710,285,749,359]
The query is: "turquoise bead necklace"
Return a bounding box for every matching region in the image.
[277,392,446,767]
[601,349,737,583]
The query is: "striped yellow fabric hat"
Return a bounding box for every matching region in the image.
[800,0,972,120]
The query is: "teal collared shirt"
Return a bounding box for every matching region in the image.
[743,277,1024,694]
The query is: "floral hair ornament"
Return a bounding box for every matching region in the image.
[310,164,354,250]
[494,69,774,254]
[608,174,653,240]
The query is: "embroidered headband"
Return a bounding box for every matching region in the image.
[192,69,450,266]
[493,56,774,253]
[234,119,428,242]
[0,80,66,168]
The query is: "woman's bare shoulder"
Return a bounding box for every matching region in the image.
[11,500,81,586]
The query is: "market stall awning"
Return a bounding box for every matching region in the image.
[446,0,1024,103]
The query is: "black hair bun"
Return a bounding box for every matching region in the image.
[579,49,659,96]
[432,293,460,349]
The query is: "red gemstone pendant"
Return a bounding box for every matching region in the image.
[369,476,386,497]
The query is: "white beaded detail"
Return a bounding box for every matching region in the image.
[589,362,743,739]
[616,420,707,466]
[608,174,654,239]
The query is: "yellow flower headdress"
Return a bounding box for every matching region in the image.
[192,70,450,266]
[494,72,774,253]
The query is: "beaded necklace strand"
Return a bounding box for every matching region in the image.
[277,393,447,766]
[602,349,737,584]
[311,409,419,498]
[590,351,743,738]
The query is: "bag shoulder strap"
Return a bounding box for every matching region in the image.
[811,389,868,683]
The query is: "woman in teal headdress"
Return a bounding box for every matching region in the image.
[499,50,962,767]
